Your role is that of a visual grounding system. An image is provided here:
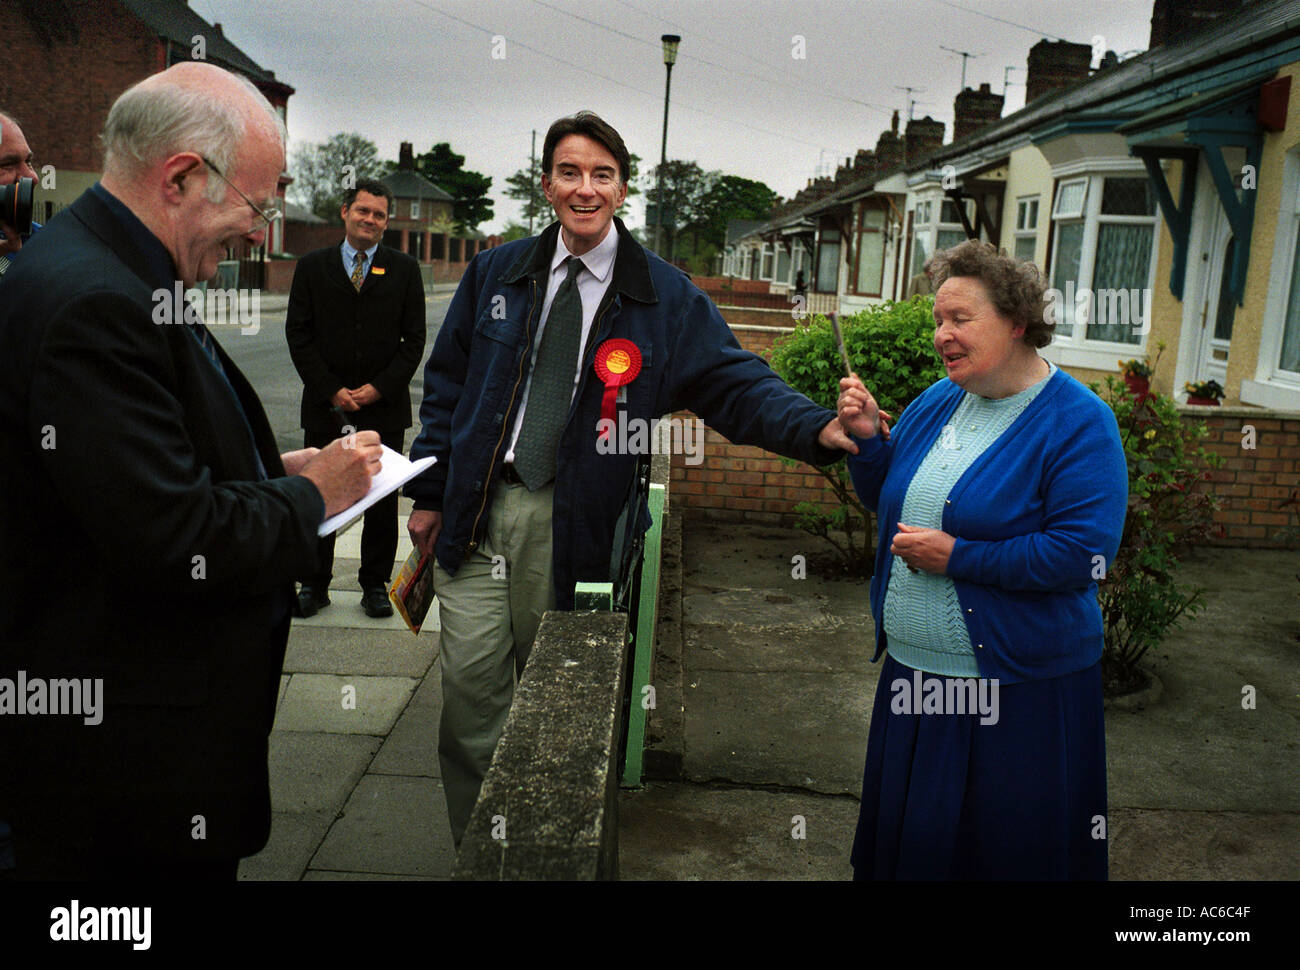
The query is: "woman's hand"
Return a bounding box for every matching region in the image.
[891,522,955,575]
[837,374,892,440]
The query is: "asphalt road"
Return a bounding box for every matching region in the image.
[217,289,454,455]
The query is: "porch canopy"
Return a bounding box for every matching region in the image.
[1118,75,1274,304]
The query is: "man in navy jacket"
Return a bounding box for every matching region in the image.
[406,111,856,843]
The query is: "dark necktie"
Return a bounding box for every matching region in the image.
[188,318,269,481]
[350,251,366,291]
[513,257,585,490]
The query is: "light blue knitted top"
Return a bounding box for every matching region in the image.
[883,362,1056,676]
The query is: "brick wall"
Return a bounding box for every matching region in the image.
[670,322,841,525]
[715,307,800,330]
[9,0,161,173]
[693,276,772,294]
[283,223,342,257]
[669,322,1300,548]
[1194,408,1300,547]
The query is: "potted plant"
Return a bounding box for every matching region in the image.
[1118,356,1154,399]
[1183,378,1225,406]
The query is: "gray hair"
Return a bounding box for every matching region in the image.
[101,69,285,202]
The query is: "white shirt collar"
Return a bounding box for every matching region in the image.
[551,225,618,283]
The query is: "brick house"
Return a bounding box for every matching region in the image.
[681,0,1300,546]
[5,0,294,261]
[380,142,457,262]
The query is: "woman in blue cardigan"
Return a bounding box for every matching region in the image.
[838,240,1128,879]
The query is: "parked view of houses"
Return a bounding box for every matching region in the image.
[719,0,1300,412]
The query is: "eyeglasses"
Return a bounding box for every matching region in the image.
[200,155,282,229]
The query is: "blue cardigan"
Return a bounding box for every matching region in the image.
[847,368,1129,683]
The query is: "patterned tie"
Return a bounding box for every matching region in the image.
[513,257,585,490]
[350,251,366,291]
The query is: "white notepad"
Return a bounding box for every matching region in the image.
[317,445,437,537]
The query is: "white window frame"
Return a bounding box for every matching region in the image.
[852,202,887,297]
[775,242,791,286]
[410,200,420,219]
[1243,143,1300,409]
[1053,177,1088,219]
[1014,195,1040,263]
[760,243,774,281]
[1043,168,1158,370]
[911,191,976,278]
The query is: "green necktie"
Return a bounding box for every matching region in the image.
[350,251,366,291]
[513,257,585,490]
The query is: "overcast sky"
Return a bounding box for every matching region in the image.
[194,0,1158,233]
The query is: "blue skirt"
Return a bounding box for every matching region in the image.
[851,653,1107,880]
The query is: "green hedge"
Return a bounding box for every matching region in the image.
[766,297,944,571]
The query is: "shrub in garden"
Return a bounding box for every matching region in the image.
[766,296,944,572]
[1091,374,1224,696]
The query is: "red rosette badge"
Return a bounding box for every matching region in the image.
[593,338,642,441]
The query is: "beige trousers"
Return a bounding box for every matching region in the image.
[433,480,556,846]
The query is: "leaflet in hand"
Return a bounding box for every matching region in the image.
[389,547,436,635]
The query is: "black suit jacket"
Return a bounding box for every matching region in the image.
[0,187,325,864]
[285,243,426,434]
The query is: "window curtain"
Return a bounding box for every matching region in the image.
[1052,223,1084,338]
[1088,223,1152,344]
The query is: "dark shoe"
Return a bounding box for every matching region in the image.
[294,585,330,618]
[361,586,393,618]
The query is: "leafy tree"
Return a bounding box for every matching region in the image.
[504,157,547,233]
[687,174,778,253]
[290,132,384,222]
[1090,359,1223,695]
[642,163,776,268]
[408,142,493,232]
[642,159,705,257]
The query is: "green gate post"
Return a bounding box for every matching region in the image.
[621,482,665,787]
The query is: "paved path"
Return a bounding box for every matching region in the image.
[619,518,1300,881]
[238,497,454,880]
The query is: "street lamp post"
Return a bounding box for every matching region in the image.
[654,34,680,259]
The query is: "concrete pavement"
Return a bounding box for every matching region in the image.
[619,517,1300,881]
[238,495,456,880]
[237,500,1298,880]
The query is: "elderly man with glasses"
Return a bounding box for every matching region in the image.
[0,62,384,880]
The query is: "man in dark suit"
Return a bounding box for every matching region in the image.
[0,62,382,880]
[285,179,426,618]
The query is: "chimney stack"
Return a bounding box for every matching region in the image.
[1024,39,1093,104]
[1149,0,1252,48]
[399,142,414,170]
[904,116,945,167]
[954,83,1004,141]
[875,122,904,172]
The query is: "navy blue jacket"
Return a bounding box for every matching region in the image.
[407,218,841,608]
[847,368,1129,683]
